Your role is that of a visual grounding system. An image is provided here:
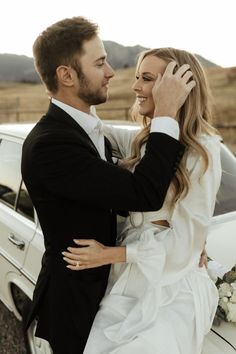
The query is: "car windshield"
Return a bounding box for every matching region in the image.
[214,143,236,216]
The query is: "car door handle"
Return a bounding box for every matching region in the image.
[8,233,25,250]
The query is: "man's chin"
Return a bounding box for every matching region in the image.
[94,95,108,105]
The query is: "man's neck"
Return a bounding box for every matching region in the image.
[52,93,90,114]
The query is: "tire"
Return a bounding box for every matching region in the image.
[23,298,51,354]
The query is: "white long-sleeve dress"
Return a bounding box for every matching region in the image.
[83,125,222,354]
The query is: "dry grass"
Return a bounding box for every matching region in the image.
[208,67,236,123]
[0,66,235,151]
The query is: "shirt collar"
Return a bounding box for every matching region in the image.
[51,98,103,135]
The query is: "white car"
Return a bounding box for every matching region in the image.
[0,122,235,354]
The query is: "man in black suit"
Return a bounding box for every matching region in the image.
[21,17,195,354]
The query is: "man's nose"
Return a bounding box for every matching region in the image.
[105,62,115,78]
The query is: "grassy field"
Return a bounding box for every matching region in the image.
[0,66,235,151]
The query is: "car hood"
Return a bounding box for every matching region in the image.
[212,322,236,350]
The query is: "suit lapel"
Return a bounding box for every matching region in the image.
[104,137,114,163]
[46,102,101,158]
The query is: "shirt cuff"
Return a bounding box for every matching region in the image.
[150,117,179,140]
[126,242,139,263]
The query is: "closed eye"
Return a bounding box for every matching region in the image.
[142,76,152,81]
[135,75,152,81]
[97,61,105,67]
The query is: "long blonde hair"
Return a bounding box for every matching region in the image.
[122,48,218,205]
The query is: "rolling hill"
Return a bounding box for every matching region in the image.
[0,41,218,82]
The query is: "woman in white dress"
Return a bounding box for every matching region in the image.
[64,48,222,354]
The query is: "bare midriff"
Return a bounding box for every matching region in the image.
[152,220,169,227]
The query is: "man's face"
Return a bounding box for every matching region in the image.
[74,36,115,106]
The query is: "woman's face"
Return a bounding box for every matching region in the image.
[132,55,167,118]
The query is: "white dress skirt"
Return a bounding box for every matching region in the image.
[83,129,222,354]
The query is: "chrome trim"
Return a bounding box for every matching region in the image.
[19,268,36,285]
[0,250,21,271]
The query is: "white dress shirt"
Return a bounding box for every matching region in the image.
[51,98,179,161]
[52,98,106,160]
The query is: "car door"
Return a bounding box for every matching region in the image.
[206,143,236,268]
[0,137,36,300]
[203,143,236,353]
[21,213,45,286]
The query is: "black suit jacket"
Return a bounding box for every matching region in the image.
[21,102,184,353]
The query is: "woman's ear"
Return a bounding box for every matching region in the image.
[56,65,74,87]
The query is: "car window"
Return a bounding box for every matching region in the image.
[0,139,22,208]
[16,181,34,221]
[214,143,236,215]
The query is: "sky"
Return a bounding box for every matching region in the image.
[1,0,235,68]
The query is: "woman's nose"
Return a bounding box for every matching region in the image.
[132,81,141,92]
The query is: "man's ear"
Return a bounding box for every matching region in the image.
[56,65,74,87]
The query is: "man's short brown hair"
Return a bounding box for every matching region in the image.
[33,16,98,92]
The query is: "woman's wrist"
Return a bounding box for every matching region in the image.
[104,246,126,264]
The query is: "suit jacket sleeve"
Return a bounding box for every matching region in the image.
[22,131,184,212]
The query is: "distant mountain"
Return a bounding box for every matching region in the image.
[0,54,39,82]
[103,41,147,68]
[104,42,219,69]
[0,41,218,82]
[194,54,218,68]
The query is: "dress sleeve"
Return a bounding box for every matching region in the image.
[165,135,222,269]
[125,135,222,282]
[102,124,140,158]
